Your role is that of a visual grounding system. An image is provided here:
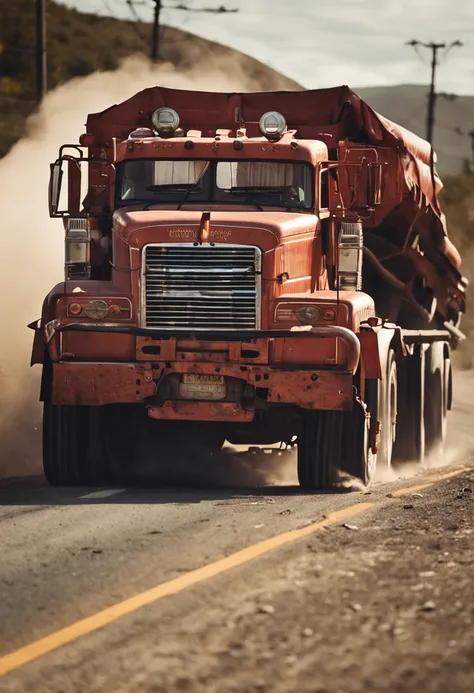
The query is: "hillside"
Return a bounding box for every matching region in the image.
[0,0,301,158]
[357,85,474,177]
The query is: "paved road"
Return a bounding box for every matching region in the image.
[0,371,473,692]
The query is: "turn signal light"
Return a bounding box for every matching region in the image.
[69,303,82,316]
[108,304,122,317]
[322,308,336,321]
[360,316,379,328]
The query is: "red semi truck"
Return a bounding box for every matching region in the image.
[30,85,467,488]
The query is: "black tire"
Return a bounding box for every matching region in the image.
[376,349,398,467]
[424,342,448,455]
[43,403,106,486]
[341,397,377,486]
[392,345,425,465]
[297,410,343,490]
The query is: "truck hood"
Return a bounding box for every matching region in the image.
[113,209,319,251]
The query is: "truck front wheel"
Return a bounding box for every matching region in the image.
[341,397,377,486]
[297,410,343,490]
[43,403,106,486]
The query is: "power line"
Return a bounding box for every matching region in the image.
[128,0,238,62]
[125,0,150,41]
[406,40,463,146]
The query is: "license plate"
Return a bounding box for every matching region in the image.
[179,374,226,400]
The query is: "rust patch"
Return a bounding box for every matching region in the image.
[266,371,353,410]
[51,363,156,405]
[148,401,255,422]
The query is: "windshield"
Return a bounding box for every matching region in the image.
[117,159,314,210]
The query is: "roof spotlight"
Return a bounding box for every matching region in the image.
[259,111,287,140]
[152,107,180,135]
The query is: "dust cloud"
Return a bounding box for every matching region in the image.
[0,55,280,479]
[131,444,299,488]
[374,369,474,484]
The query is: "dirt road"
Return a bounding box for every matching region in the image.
[0,371,473,692]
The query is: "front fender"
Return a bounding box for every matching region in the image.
[28,319,45,366]
[359,325,405,380]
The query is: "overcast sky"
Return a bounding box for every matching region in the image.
[58,0,473,95]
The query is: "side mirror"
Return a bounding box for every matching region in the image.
[48,160,63,217]
[48,151,84,217]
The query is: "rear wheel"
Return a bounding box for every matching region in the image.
[43,403,107,486]
[392,345,425,465]
[378,349,398,467]
[424,342,449,455]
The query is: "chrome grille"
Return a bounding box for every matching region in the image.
[142,244,261,330]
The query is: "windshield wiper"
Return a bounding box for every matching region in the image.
[146,184,192,192]
[177,162,211,210]
[239,197,264,211]
[142,185,196,211]
[228,186,285,195]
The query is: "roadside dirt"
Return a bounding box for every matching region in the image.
[114,471,474,693]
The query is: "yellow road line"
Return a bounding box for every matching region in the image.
[0,502,373,678]
[390,467,468,498]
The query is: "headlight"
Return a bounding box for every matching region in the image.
[274,303,338,325]
[295,305,321,324]
[84,300,109,319]
[66,297,132,319]
[152,107,180,135]
[259,111,287,139]
[275,303,321,325]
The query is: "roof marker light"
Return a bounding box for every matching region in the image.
[128,127,154,139]
[152,107,180,135]
[259,111,287,140]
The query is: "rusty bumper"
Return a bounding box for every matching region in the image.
[49,323,361,372]
[46,324,360,421]
[51,361,353,419]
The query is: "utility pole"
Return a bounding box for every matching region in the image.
[151,0,161,62]
[406,40,462,145]
[469,129,474,172]
[131,0,237,63]
[36,0,47,102]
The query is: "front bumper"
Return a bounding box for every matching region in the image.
[44,323,360,420]
[47,322,361,370]
[51,361,353,419]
